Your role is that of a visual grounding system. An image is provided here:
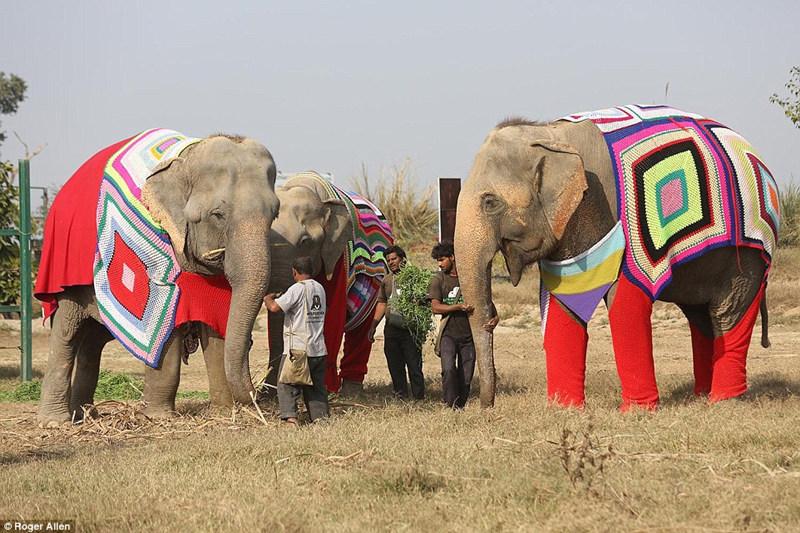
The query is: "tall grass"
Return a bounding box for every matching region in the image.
[351,160,438,249]
[779,181,800,247]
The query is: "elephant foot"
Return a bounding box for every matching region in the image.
[36,408,73,428]
[141,404,177,419]
[339,379,364,398]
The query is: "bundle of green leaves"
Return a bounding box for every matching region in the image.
[394,262,434,348]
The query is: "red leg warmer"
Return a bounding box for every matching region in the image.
[608,276,658,411]
[543,296,588,407]
[317,256,348,392]
[689,323,714,396]
[340,316,373,384]
[709,286,764,402]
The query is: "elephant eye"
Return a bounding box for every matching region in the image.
[481,193,505,216]
[210,209,226,222]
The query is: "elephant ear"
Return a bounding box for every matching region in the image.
[530,140,588,240]
[321,198,353,279]
[140,157,191,258]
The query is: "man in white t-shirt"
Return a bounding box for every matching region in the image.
[264,256,328,425]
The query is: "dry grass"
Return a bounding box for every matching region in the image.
[350,160,438,249]
[0,250,798,532]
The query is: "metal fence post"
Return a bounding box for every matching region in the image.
[18,159,32,381]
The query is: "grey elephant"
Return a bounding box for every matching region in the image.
[454,105,780,409]
[263,171,392,394]
[34,129,279,425]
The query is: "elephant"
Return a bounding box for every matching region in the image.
[262,171,392,395]
[454,105,780,409]
[35,129,279,425]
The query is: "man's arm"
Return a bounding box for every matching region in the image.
[430,299,474,315]
[368,302,386,342]
[263,293,282,313]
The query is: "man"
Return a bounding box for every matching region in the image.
[428,241,498,409]
[264,256,329,425]
[368,245,425,400]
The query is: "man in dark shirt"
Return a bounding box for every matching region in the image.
[368,245,425,400]
[428,241,497,409]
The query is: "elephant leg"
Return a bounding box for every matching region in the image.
[678,304,714,396]
[339,317,373,386]
[38,298,91,425]
[264,310,285,395]
[707,284,765,402]
[69,320,113,418]
[142,328,185,417]
[608,276,658,411]
[199,325,234,410]
[542,295,588,407]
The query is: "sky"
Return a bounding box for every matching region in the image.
[1,1,798,198]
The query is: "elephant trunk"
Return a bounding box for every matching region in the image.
[454,201,499,408]
[224,219,271,404]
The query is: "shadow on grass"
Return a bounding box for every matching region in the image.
[0,446,76,466]
[0,365,44,380]
[662,373,800,406]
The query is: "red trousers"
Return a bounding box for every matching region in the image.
[544,275,764,409]
[317,256,374,392]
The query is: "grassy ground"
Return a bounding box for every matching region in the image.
[0,250,798,532]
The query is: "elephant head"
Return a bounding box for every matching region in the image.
[269,173,353,290]
[141,135,279,404]
[454,121,590,407]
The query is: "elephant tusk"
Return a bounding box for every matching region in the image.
[201,247,226,260]
[270,243,291,247]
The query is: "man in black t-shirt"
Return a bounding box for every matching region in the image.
[428,241,490,408]
[368,245,425,400]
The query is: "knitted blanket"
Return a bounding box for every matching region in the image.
[292,172,393,330]
[94,129,201,367]
[34,132,233,369]
[561,105,780,299]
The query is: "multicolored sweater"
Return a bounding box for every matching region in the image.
[541,105,780,324]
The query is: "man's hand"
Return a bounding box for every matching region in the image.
[483,314,499,332]
[263,293,281,314]
[367,322,378,343]
[460,303,475,314]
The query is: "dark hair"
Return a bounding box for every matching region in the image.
[431,241,454,260]
[292,256,314,276]
[384,245,407,259]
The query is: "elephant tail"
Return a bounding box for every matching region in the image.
[760,290,770,348]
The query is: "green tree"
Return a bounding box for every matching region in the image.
[0,72,27,150]
[0,72,28,309]
[770,66,800,128]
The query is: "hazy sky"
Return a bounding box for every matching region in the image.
[2,1,798,195]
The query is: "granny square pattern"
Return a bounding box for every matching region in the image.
[561,105,780,299]
[94,129,201,367]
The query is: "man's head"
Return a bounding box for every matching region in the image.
[291,256,314,281]
[384,245,407,274]
[431,241,455,274]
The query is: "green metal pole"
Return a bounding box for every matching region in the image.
[18,159,32,381]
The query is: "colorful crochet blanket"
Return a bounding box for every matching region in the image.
[561,105,780,300]
[94,129,201,367]
[293,172,393,330]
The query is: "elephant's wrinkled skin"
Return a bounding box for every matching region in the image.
[455,119,771,408]
[38,136,279,425]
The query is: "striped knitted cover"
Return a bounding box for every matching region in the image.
[296,172,393,330]
[94,129,201,367]
[561,105,780,299]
